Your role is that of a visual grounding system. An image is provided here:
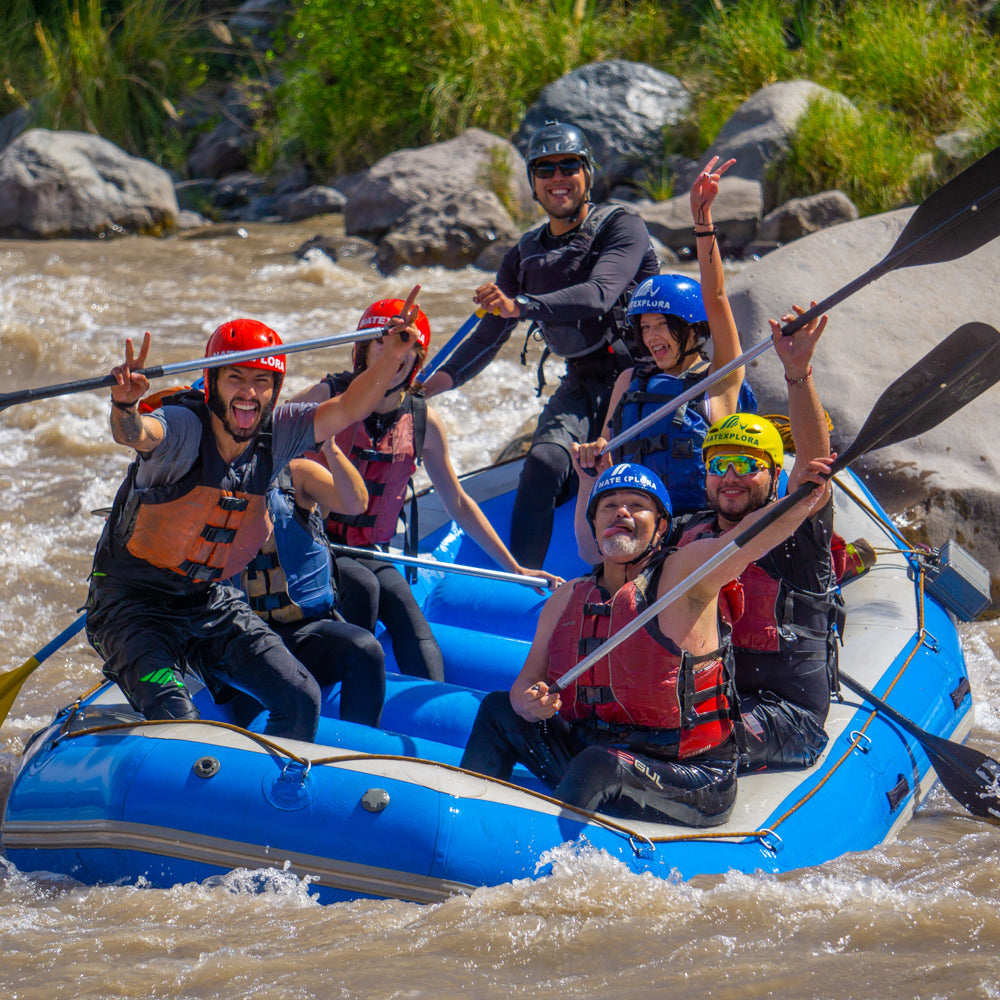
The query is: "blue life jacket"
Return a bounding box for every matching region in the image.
[241,469,337,624]
[610,362,758,515]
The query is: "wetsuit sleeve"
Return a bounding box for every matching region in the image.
[438,245,521,387]
[132,406,201,488]
[762,495,836,592]
[517,211,656,324]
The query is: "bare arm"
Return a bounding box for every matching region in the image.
[770,303,831,499]
[290,449,367,518]
[421,408,562,589]
[311,287,423,443]
[690,157,744,421]
[108,331,164,454]
[567,368,629,561]
[508,582,575,721]
[419,369,453,398]
[569,442,610,565]
[662,456,834,612]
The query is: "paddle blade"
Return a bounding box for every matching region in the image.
[920,730,1000,820]
[0,659,40,724]
[0,614,87,725]
[837,322,1000,470]
[890,145,1000,269]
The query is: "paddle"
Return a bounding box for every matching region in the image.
[327,542,551,590]
[551,321,1000,700]
[839,672,1000,820]
[0,326,388,414]
[0,612,87,726]
[420,311,484,381]
[603,144,1000,456]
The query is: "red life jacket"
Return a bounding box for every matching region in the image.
[546,553,738,759]
[92,390,273,594]
[323,377,427,547]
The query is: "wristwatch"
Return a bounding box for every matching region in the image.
[514,294,531,316]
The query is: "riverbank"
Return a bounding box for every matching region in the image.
[2,1,998,218]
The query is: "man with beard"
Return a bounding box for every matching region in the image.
[420,121,659,570]
[671,303,840,771]
[86,308,415,741]
[460,458,832,827]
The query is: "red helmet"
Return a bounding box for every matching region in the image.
[357,299,431,352]
[204,319,286,403]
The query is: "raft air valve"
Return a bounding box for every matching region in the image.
[362,788,390,812]
[193,756,220,778]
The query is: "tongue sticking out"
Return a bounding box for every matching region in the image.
[233,404,258,430]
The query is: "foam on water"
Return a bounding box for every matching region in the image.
[1,223,998,1000]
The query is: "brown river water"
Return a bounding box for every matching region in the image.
[1,221,998,1000]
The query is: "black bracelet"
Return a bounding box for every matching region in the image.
[693,226,717,237]
[112,398,139,412]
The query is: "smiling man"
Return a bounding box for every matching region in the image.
[420,121,659,570]
[460,459,832,828]
[672,308,841,772]
[85,312,415,740]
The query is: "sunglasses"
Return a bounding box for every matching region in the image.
[706,454,770,477]
[531,158,585,179]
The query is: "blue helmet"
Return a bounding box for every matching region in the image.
[585,463,673,528]
[627,274,707,325]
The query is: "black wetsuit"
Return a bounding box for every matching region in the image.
[440,204,658,568]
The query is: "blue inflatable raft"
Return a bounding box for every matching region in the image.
[0,461,979,903]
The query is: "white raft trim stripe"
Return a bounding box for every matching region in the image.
[0,818,477,904]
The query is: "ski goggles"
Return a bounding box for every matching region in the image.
[531,158,585,179]
[705,453,770,477]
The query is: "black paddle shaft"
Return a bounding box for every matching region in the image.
[840,673,1000,820]
[730,322,1000,555]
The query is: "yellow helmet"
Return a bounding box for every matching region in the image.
[702,413,784,468]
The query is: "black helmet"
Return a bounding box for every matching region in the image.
[525,120,593,180]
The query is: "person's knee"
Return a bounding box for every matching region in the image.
[522,442,573,493]
[277,672,322,741]
[120,663,201,721]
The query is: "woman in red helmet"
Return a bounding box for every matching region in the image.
[86,309,416,741]
[295,291,561,681]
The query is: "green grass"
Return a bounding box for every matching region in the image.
[2,0,209,166]
[2,0,998,214]
[277,0,690,174]
[686,0,1000,205]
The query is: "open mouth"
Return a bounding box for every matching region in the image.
[231,400,260,431]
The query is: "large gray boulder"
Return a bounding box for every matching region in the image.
[344,129,533,240]
[724,208,1000,583]
[702,81,857,212]
[515,60,691,195]
[631,176,764,257]
[376,189,521,273]
[0,129,178,238]
[746,190,859,256]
